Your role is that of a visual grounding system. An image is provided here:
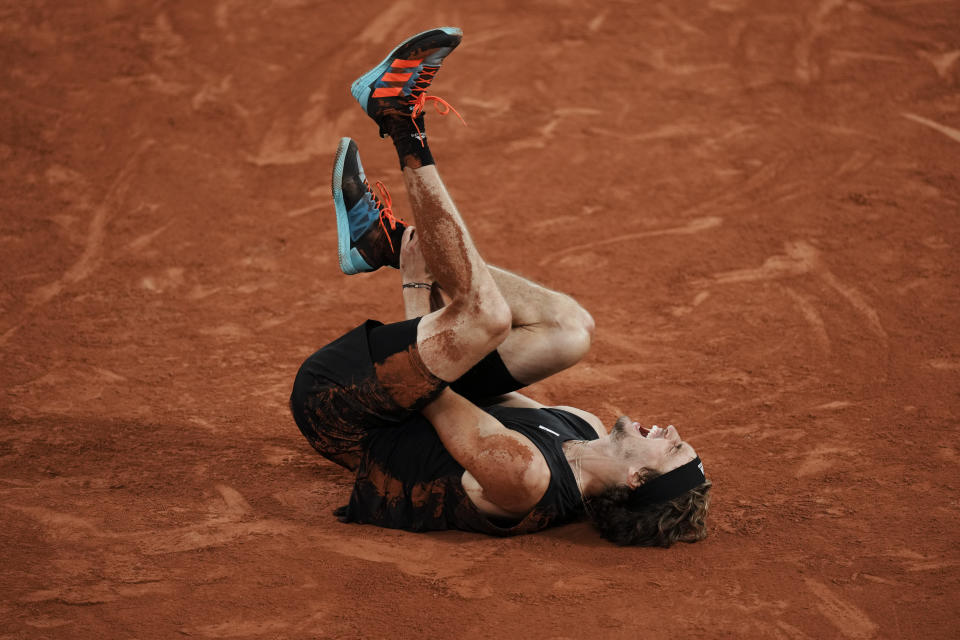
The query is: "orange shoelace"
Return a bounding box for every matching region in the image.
[370,180,403,253]
[409,66,466,144]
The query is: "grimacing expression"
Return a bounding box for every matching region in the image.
[610,417,698,477]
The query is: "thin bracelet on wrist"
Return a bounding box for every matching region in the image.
[402,282,433,290]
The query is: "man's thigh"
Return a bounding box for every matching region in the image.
[416,302,509,383]
[448,348,525,402]
[371,318,524,405]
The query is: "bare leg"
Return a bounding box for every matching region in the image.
[403,166,511,382]
[487,267,594,385]
[401,251,594,385]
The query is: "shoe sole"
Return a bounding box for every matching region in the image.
[331,136,371,275]
[350,26,462,113]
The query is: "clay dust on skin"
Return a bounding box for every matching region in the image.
[395,169,540,513]
[404,167,477,297]
[374,345,443,409]
[404,166,509,381]
[472,432,536,512]
[420,327,466,368]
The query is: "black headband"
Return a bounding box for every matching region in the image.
[627,457,706,508]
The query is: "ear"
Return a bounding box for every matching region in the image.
[626,466,645,489]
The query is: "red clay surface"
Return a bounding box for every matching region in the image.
[2,1,959,638]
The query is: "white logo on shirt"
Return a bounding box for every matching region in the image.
[537,425,560,437]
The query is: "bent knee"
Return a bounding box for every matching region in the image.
[556,295,594,338]
[554,297,594,364]
[563,324,593,366]
[463,279,512,339]
[474,293,513,346]
[574,302,596,338]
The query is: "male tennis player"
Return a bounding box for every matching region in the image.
[290,28,710,545]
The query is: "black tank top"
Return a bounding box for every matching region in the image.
[338,406,599,535]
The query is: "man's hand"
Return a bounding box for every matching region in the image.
[400,226,432,285]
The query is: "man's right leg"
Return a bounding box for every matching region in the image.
[402,165,512,382]
[350,27,570,384]
[487,266,595,386]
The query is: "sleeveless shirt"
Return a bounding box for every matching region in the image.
[336,406,599,535]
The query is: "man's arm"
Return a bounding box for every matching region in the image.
[422,388,550,515]
[402,283,434,319]
[399,227,441,319]
[399,226,448,318]
[401,227,548,515]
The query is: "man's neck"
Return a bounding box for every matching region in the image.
[563,438,621,498]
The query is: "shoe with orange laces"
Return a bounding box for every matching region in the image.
[350,27,465,154]
[332,137,406,275]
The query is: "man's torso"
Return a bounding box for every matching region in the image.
[337,405,598,535]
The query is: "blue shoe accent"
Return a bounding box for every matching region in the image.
[332,137,374,275]
[350,26,462,115]
[345,197,379,243]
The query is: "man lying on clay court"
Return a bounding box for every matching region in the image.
[290,27,711,546]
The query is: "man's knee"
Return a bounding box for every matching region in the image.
[447,279,512,350]
[419,283,512,382]
[466,283,512,347]
[571,299,595,338]
[552,295,594,363]
[552,293,594,336]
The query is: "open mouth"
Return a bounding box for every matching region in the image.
[616,417,656,438]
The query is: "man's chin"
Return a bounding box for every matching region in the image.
[611,416,630,437]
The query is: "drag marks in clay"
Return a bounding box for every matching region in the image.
[783,286,831,354]
[793,443,859,478]
[4,483,292,610]
[5,483,283,551]
[917,49,960,80]
[902,112,960,145]
[2,141,155,347]
[804,578,878,639]
[5,465,499,617]
[702,239,888,344]
[299,530,498,600]
[143,484,294,555]
[543,216,723,266]
[875,548,960,574]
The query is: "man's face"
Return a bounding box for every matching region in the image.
[608,417,698,478]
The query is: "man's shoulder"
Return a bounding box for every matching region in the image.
[549,406,606,438]
[484,393,606,439]
[461,453,551,519]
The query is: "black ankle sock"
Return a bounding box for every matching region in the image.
[382,116,435,170]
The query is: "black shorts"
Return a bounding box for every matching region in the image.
[290,317,523,471]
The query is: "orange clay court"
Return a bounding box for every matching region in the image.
[1,1,959,638]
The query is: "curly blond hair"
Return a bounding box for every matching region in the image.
[585,478,712,547]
